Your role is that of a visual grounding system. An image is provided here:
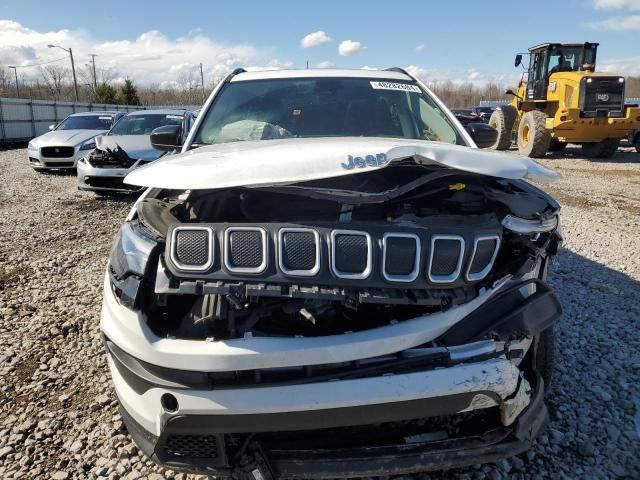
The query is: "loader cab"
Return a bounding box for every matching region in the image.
[520,43,599,101]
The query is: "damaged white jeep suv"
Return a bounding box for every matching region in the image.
[101,68,563,479]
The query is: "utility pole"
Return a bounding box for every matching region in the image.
[89,54,98,90]
[48,44,79,102]
[8,66,19,97]
[199,63,205,104]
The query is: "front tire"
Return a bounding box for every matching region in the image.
[488,109,512,150]
[634,133,640,153]
[581,138,620,158]
[517,111,550,158]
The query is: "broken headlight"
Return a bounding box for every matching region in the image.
[108,222,158,309]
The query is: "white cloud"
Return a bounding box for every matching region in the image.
[0,20,290,85]
[589,14,640,29]
[300,31,331,48]
[415,44,425,53]
[405,64,520,87]
[593,0,640,9]
[599,55,640,75]
[338,40,365,56]
[316,61,335,68]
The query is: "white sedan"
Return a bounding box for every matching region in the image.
[27,111,124,170]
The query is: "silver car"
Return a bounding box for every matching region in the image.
[27,111,124,170]
[77,110,195,194]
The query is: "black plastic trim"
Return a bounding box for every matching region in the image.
[440,279,562,346]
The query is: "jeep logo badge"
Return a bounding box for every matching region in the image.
[596,93,610,102]
[341,153,389,170]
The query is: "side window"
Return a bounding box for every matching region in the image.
[417,97,458,144]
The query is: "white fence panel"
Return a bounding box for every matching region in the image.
[1,98,199,142]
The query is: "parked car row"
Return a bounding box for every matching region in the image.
[451,106,496,124]
[27,109,197,194]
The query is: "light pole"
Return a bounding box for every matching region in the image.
[89,54,98,90]
[199,63,205,104]
[7,66,19,97]
[48,44,78,102]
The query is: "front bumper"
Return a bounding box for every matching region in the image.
[28,146,87,169]
[101,270,560,477]
[76,158,146,193]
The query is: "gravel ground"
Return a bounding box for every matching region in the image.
[1,146,639,480]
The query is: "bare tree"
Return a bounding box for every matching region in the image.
[40,65,70,100]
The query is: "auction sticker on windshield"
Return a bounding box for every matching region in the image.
[370,81,421,93]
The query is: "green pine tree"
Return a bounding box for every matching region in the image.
[92,83,118,104]
[118,79,141,106]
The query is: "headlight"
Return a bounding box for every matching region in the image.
[109,222,158,309]
[28,141,35,149]
[80,139,96,150]
[501,214,559,234]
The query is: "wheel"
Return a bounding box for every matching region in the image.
[581,138,620,158]
[549,139,567,152]
[488,109,512,150]
[535,327,555,391]
[517,111,550,158]
[634,133,640,153]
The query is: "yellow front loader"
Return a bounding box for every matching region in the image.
[490,42,640,158]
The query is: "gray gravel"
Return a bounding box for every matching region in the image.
[1,146,639,479]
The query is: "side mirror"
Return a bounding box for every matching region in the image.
[465,122,498,149]
[514,54,522,67]
[150,124,182,151]
[505,89,516,96]
[48,124,56,131]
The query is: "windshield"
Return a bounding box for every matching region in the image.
[193,77,465,146]
[548,46,597,74]
[56,115,113,131]
[109,114,183,136]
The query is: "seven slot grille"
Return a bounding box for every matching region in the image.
[169,225,501,283]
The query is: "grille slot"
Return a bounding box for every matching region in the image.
[429,235,464,283]
[170,227,214,271]
[40,146,74,158]
[331,230,372,279]
[224,227,267,274]
[279,228,320,276]
[467,235,500,281]
[382,233,420,282]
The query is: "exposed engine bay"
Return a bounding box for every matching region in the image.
[109,159,561,343]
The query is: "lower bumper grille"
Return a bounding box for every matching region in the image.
[83,176,139,191]
[157,433,227,467]
[43,161,74,168]
[41,146,74,158]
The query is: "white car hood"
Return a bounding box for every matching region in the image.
[31,129,107,147]
[124,137,560,190]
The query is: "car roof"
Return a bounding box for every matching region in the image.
[69,111,121,117]
[125,109,186,116]
[231,68,413,82]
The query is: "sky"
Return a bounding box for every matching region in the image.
[1,0,639,88]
